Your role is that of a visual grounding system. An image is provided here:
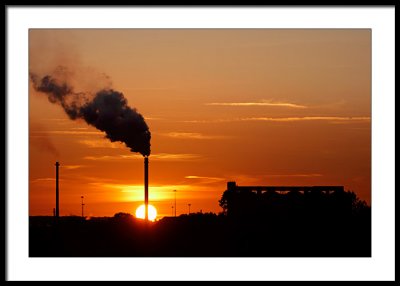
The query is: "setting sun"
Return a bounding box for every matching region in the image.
[135,204,157,221]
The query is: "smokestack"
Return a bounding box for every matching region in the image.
[55,161,60,218]
[144,156,149,221]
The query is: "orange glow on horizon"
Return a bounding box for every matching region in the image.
[29,29,371,218]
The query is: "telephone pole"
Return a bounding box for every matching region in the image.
[81,196,85,218]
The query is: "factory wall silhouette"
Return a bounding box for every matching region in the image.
[29,182,371,257]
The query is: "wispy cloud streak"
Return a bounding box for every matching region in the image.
[241,116,371,122]
[84,153,203,161]
[31,177,56,183]
[78,139,124,149]
[185,175,225,181]
[206,100,307,108]
[63,165,86,170]
[184,175,226,185]
[183,116,370,124]
[30,130,103,136]
[160,132,230,140]
[266,173,323,177]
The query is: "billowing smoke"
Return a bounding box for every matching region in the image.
[30,68,151,156]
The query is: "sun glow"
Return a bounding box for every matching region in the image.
[135,204,157,221]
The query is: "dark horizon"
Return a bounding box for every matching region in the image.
[29,182,371,257]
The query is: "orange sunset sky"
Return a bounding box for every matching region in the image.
[29,29,371,219]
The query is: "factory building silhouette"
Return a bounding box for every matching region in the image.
[215,181,368,257]
[219,181,352,221]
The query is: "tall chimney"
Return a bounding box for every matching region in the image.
[144,156,149,221]
[55,161,60,218]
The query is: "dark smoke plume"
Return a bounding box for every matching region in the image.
[30,69,151,156]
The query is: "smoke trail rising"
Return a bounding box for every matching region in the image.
[30,67,151,156]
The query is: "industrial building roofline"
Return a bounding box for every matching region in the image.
[227,182,344,193]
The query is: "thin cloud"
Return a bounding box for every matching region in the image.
[63,165,86,170]
[83,154,140,161]
[206,100,307,108]
[31,177,55,182]
[90,182,191,192]
[185,175,226,184]
[31,177,66,183]
[144,117,165,121]
[84,153,203,161]
[31,130,104,136]
[182,119,234,124]
[241,116,371,122]
[160,132,230,140]
[38,118,75,126]
[183,116,370,124]
[151,153,203,160]
[185,175,225,180]
[78,139,125,149]
[70,127,89,130]
[266,173,323,177]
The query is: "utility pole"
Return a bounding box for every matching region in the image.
[188,203,191,215]
[81,196,85,218]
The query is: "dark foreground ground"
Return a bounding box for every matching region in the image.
[30,211,370,257]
